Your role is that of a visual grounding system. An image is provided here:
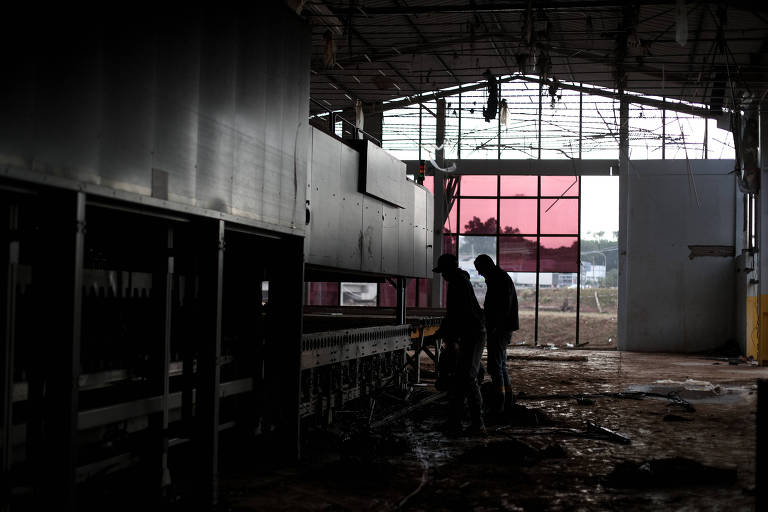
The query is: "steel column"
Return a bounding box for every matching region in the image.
[396,277,407,325]
[1,203,19,511]
[576,183,582,344]
[268,236,305,458]
[160,226,174,495]
[194,219,225,505]
[617,96,630,350]
[34,191,85,510]
[758,379,766,510]
[534,177,540,345]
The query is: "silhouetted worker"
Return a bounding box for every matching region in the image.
[474,254,519,414]
[433,253,487,434]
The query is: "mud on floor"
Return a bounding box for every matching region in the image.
[220,349,768,511]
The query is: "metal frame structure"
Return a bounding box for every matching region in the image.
[446,175,581,345]
[0,182,306,509]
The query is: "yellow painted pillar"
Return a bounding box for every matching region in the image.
[756,103,768,365]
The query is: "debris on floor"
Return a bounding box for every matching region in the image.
[605,457,738,488]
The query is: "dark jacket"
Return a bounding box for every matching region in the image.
[483,266,519,333]
[437,269,485,343]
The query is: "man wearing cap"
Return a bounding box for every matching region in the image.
[473,254,519,415]
[433,253,487,434]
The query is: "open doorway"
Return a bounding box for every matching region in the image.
[579,176,619,348]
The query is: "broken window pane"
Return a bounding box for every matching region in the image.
[540,198,578,234]
[541,176,579,197]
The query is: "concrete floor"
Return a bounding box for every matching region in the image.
[221,349,767,511]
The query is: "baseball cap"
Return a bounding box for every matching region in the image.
[432,253,459,273]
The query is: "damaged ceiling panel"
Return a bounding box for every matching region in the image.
[301,1,768,116]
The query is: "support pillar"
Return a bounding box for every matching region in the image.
[758,102,768,365]
[395,277,406,325]
[194,219,224,506]
[33,191,85,510]
[266,236,304,459]
[159,226,174,495]
[1,202,19,511]
[757,379,766,510]
[431,99,447,307]
[617,96,630,351]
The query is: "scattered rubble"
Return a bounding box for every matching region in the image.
[605,457,738,488]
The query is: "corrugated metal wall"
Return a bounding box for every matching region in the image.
[0,4,310,235]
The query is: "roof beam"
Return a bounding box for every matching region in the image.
[350,74,715,119]
[316,2,768,16]
[390,0,460,84]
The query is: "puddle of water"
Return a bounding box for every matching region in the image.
[626,379,753,404]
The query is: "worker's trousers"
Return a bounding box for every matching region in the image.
[486,329,513,410]
[448,331,486,425]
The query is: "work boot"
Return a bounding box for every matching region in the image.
[466,420,487,437]
[503,387,516,410]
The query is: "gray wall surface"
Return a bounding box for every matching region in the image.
[0,4,309,235]
[306,129,432,278]
[624,160,737,352]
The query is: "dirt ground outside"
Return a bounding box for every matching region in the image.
[221,349,767,511]
[514,287,618,347]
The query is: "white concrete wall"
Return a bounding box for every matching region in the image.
[623,160,736,352]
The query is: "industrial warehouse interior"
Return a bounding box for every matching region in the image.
[1,1,768,510]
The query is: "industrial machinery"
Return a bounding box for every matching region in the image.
[0,7,436,510]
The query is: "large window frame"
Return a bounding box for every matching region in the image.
[441,174,581,345]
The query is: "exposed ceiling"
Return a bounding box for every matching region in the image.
[299,1,768,116]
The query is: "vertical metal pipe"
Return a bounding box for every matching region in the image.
[662,97,666,160]
[579,85,583,159]
[538,82,543,160]
[160,226,174,494]
[704,112,709,159]
[758,379,766,510]
[418,104,423,162]
[535,177,541,346]
[497,81,502,159]
[617,95,630,351]
[576,181,582,345]
[458,92,462,158]
[396,277,406,325]
[195,219,224,506]
[436,99,446,165]
[1,203,19,510]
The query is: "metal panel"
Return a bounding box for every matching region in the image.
[361,196,383,273]
[381,204,399,274]
[153,24,201,205]
[357,141,407,207]
[425,188,434,277]
[308,130,341,267]
[195,14,237,214]
[398,180,415,277]
[338,144,363,270]
[412,186,428,277]
[28,35,104,185]
[98,24,155,196]
[0,5,310,235]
